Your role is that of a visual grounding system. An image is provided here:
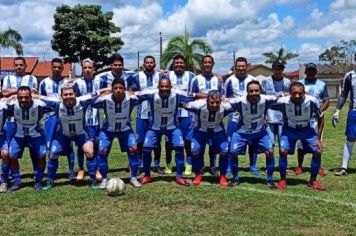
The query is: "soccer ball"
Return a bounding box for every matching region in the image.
[106,178,125,196]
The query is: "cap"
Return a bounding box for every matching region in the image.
[305,62,317,70]
[272,61,285,69]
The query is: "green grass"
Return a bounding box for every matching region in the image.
[0,103,355,235]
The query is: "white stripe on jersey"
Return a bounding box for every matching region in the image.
[0,99,7,134]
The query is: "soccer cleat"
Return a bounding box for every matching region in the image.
[175,177,190,187]
[8,184,21,192]
[265,180,277,189]
[318,167,327,176]
[165,163,173,174]
[130,178,142,188]
[184,164,192,176]
[219,175,229,186]
[68,171,76,181]
[34,182,43,192]
[192,174,203,185]
[76,170,85,181]
[89,180,99,190]
[153,166,165,175]
[335,168,347,176]
[99,178,108,189]
[0,183,8,193]
[43,182,54,191]
[277,180,287,190]
[250,167,261,177]
[229,179,240,187]
[208,167,219,177]
[96,170,103,181]
[294,167,303,175]
[308,180,326,191]
[141,176,153,184]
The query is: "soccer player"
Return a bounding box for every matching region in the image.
[270,82,325,191]
[40,84,108,190]
[190,55,224,177]
[6,86,51,191]
[130,55,165,174]
[73,58,102,181]
[333,56,356,176]
[224,57,260,176]
[135,78,196,186]
[39,58,76,180]
[184,90,231,186]
[296,63,329,176]
[0,99,9,192]
[92,78,141,188]
[228,81,276,188]
[164,55,196,175]
[1,57,38,191]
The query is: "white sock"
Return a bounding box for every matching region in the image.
[342,141,354,169]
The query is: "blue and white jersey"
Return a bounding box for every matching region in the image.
[73,78,101,126]
[0,99,8,134]
[132,71,164,119]
[185,100,232,132]
[92,93,138,133]
[262,76,291,124]
[339,70,356,111]
[228,95,276,134]
[41,95,99,137]
[7,99,52,138]
[299,78,329,105]
[269,95,321,130]
[94,70,136,89]
[2,74,38,91]
[190,74,223,94]
[166,70,195,117]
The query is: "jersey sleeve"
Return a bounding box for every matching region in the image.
[78,94,100,107]
[2,76,11,90]
[190,78,199,93]
[128,74,140,91]
[40,97,61,108]
[39,81,47,96]
[184,100,204,113]
[73,82,82,96]
[224,79,233,98]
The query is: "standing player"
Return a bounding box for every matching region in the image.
[190,55,224,177]
[333,56,356,176]
[73,58,101,181]
[270,82,325,191]
[228,81,276,188]
[39,58,75,180]
[0,99,9,192]
[296,63,329,176]
[164,55,195,175]
[92,78,141,188]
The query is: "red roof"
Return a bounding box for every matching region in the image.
[0,57,38,73]
[284,70,299,79]
[32,61,71,77]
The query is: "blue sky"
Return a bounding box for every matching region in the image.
[1,0,356,74]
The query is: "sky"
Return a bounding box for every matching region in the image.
[1,0,356,74]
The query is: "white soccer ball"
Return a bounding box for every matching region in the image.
[106,178,125,196]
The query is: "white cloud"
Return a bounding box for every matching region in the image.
[330,0,356,10]
[310,8,323,21]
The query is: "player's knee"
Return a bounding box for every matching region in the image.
[85,151,94,160]
[219,152,228,157]
[231,153,238,159]
[279,149,288,157]
[128,146,137,153]
[347,137,356,142]
[265,150,274,158]
[192,151,200,157]
[174,147,184,152]
[50,156,59,160]
[313,152,321,158]
[98,149,108,155]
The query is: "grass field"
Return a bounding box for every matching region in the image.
[0,103,355,235]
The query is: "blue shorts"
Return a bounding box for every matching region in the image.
[230,130,272,155]
[50,133,91,157]
[99,129,137,153]
[136,118,149,144]
[178,116,193,141]
[266,123,282,146]
[346,111,356,139]
[44,115,59,148]
[280,126,320,154]
[9,136,46,158]
[5,121,15,142]
[85,125,100,141]
[143,128,184,150]
[0,133,8,155]
[191,129,229,154]
[226,115,237,142]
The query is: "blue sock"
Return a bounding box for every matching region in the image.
[175,148,184,178]
[191,156,200,174]
[186,154,192,165]
[35,158,45,183]
[128,151,139,178]
[47,159,59,183]
[143,149,152,176]
[249,148,258,170]
[266,156,275,182]
[1,162,10,183]
[219,155,228,176]
[29,149,37,173]
[231,156,239,180]
[310,154,321,179]
[209,148,216,168]
[77,149,85,170]
[11,169,21,186]
[86,158,97,181]
[97,153,108,179]
[226,154,232,173]
[279,156,287,179]
[67,148,75,173]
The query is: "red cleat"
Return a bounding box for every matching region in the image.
[175,177,190,187]
[318,167,327,176]
[277,179,287,190]
[193,174,202,185]
[219,175,229,186]
[294,167,303,175]
[141,176,153,184]
[308,180,326,191]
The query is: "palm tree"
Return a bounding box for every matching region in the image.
[262,47,298,65]
[161,29,212,72]
[0,28,23,55]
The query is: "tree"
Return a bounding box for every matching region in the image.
[262,47,298,65]
[319,40,356,65]
[0,28,23,55]
[161,29,212,72]
[51,4,124,69]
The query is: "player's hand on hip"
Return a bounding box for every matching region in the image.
[332,109,340,127]
[315,139,323,153]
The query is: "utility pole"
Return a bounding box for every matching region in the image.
[233,50,236,65]
[137,51,140,71]
[160,32,163,69]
